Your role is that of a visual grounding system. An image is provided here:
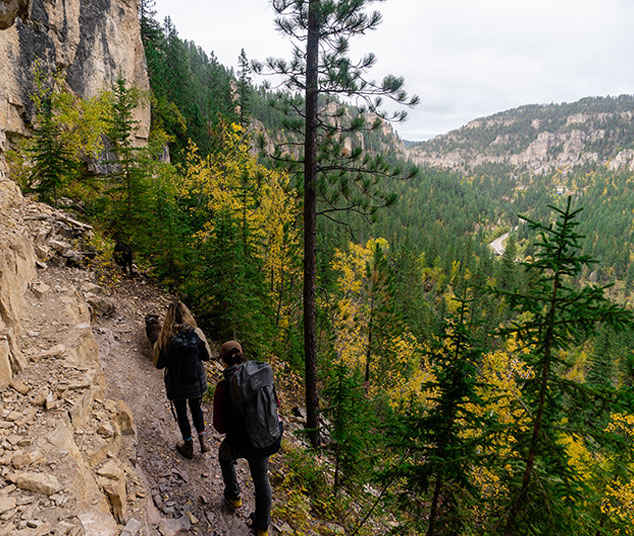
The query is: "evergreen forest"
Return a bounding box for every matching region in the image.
[8,1,634,534]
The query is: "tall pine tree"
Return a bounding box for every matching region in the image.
[259,0,418,445]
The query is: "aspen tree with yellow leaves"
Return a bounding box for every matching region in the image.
[331,239,434,404]
[180,123,300,356]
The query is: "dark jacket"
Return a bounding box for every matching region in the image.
[156,324,210,400]
[213,363,282,457]
[213,365,250,446]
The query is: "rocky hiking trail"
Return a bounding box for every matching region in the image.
[92,271,261,536]
[0,178,354,536]
[2,259,269,536]
[0,175,287,535]
[1,177,355,536]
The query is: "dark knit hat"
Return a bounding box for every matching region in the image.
[220,340,243,362]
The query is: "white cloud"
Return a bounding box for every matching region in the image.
[154,0,634,140]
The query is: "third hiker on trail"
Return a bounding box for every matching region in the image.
[213,341,283,536]
[154,300,211,459]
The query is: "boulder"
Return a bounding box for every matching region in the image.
[10,450,40,469]
[32,388,49,407]
[96,459,124,481]
[77,508,118,536]
[0,496,16,515]
[8,471,62,495]
[9,378,30,394]
[158,515,191,536]
[0,336,11,389]
[112,399,136,436]
[87,296,116,319]
[48,240,73,256]
[120,519,142,536]
[30,281,50,298]
[98,472,127,523]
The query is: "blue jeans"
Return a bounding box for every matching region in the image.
[219,439,271,530]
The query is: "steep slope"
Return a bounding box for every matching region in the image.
[0,176,152,535]
[406,95,634,175]
[0,176,268,535]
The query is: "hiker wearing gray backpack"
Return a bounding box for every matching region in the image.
[213,340,283,536]
[154,301,211,459]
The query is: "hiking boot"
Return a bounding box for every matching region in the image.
[198,433,210,454]
[176,439,194,459]
[225,495,242,509]
[249,513,268,535]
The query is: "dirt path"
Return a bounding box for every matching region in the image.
[60,270,260,535]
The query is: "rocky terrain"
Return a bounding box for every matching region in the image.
[405,95,634,175]
[0,0,150,174]
[0,176,293,535]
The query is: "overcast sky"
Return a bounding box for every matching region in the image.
[153,0,634,141]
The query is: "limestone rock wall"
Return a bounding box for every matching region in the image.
[0,177,35,389]
[0,0,150,172]
[0,178,153,535]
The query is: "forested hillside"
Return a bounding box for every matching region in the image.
[406,95,634,175]
[6,1,634,535]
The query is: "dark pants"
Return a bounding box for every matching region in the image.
[173,397,204,440]
[219,439,271,530]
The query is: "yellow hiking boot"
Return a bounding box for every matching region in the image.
[225,495,242,509]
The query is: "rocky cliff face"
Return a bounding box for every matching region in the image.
[0,177,157,535]
[0,0,150,173]
[405,96,634,175]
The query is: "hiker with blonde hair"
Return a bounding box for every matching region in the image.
[155,300,211,458]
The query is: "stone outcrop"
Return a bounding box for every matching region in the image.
[0,177,34,389]
[406,96,634,175]
[0,0,30,29]
[0,0,150,172]
[0,177,153,534]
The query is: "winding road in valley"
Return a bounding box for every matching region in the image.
[490,231,510,256]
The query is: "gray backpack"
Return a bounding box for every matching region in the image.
[229,361,282,452]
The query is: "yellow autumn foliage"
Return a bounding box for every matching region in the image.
[182,124,299,316]
[331,238,435,408]
[331,238,388,370]
[377,331,435,409]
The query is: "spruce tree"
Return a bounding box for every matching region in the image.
[390,289,489,536]
[488,197,634,535]
[190,209,275,358]
[105,76,146,239]
[323,362,374,494]
[26,97,78,204]
[586,327,614,388]
[498,234,518,291]
[237,48,252,128]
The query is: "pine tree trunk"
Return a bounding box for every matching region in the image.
[426,475,443,536]
[303,0,320,447]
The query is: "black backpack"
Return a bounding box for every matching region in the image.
[166,328,202,384]
[229,361,283,453]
